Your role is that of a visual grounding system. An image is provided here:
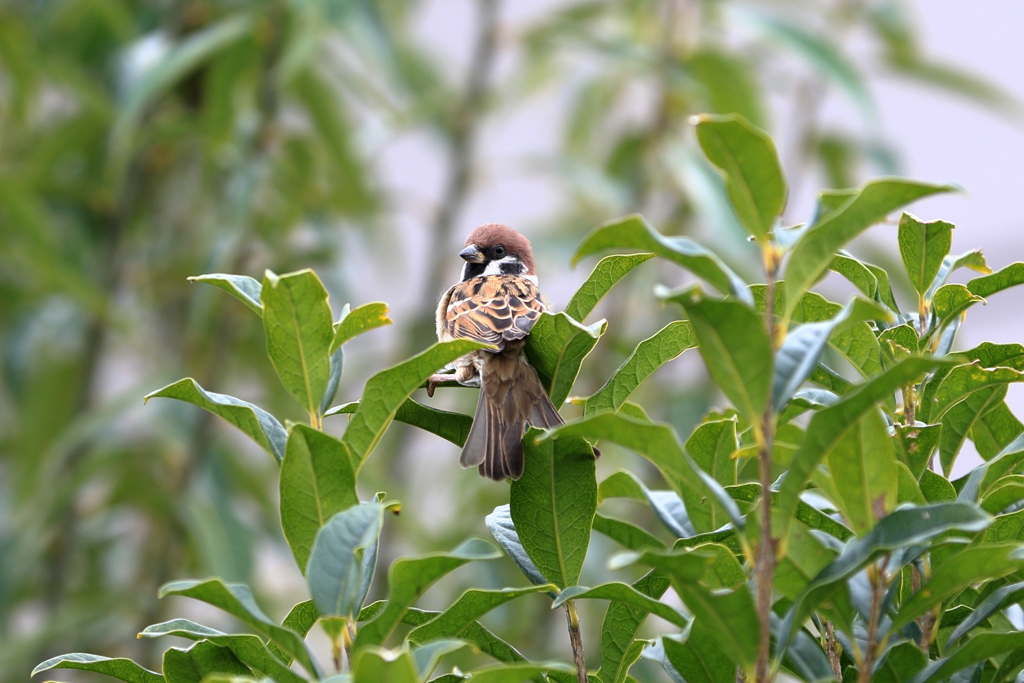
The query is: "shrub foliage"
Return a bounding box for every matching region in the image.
[36,115,1024,683]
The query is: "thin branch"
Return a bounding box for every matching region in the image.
[565,601,588,683]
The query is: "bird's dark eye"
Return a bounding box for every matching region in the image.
[493,245,506,257]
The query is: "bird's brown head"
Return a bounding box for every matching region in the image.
[459,223,536,281]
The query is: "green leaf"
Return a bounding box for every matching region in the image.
[910,633,1024,683]
[593,513,666,551]
[307,504,384,619]
[946,581,1024,647]
[899,213,954,296]
[670,286,772,424]
[143,378,286,462]
[552,584,687,627]
[267,600,319,664]
[784,179,956,320]
[331,302,392,353]
[644,624,734,683]
[353,538,501,649]
[968,262,1024,298]
[352,646,418,683]
[524,312,606,407]
[773,297,889,411]
[831,253,879,301]
[458,663,576,683]
[823,408,898,535]
[779,356,953,535]
[326,399,472,448]
[922,363,1024,424]
[343,339,489,469]
[161,640,250,683]
[693,113,786,242]
[189,273,263,316]
[280,425,359,571]
[932,284,983,328]
[597,470,648,505]
[777,502,991,659]
[892,545,1024,630]
[484,504,549,588]
[510,428,597,588]
[686,419,739,497]
[543,413,741,536]
[139,620,304,683]
[584,321,697,416]
[158,578,319,677]
[261,269,334,417]
[973,400,1024,460]
[320,347,344,416]
[572,214,750,303]
[565,253,655,321]
[895,422,941,478]
[599,569,671,683]
[939,385,1008,476]
[622,550,757,674]
[32,654,164,683]
[412,640,467,680]
[958,434,1024,503]
[687,49,766,128]
[407,585,554,643]
[981,475,1024,514]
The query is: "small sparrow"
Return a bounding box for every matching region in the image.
[428,224,563,480]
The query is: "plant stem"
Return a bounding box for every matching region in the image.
[859,558,888,683]
[755,246,780,683]
[823,619,842,680]
[565,601,588,683]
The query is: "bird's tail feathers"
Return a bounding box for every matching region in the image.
[460,357,563,481]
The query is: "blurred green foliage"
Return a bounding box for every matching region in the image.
[0,0,1014,681]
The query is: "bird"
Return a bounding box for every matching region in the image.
[428,223,564,480]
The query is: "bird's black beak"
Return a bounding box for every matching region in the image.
[459,244,485,263]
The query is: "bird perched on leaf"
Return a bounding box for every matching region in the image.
[427,223,564,480]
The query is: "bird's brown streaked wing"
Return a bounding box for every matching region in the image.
[444,276,546,347]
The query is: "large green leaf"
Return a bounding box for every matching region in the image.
[330,302,392,353]
[784,179,956,320]
[189,273,263,316]
[958,434,1024,503]
[773,297,888,411]
[891,544,1024,630]
[921,364,1024,424]
[693,113,786,242]
[407,585,554,643]
[776,502,991,660]
[593,513,665,551]
[32,654,164,683]
[326,399,472,447]
[139,620,304,683]
[509,428,596,588]
[823,408,898,535]
[643,623,734,683]
[968,262,1024,298]
[572,214,750,302]
[158,578,319,677]
[909,633,1024,683]
[261,269,335,417]
[779,356,952,535]
[352,646,418,683]
[899,213,953,296]
[524,312,606,407]
[623,549,757,674]
[685,419,739,512]
[343,339,488,469]
[946,581,1024,647]
[544,413,740,535]
[458,663,576,683]
[143,378,286,462]
[939,386,1007,475]
[671,286,772,424]
[280,425,358,571]
[565,253,654,321]
[553,583,687,627]
[598,569,671,683]
[484,504,549,588]
[353,538,501,649]
[161,641,249,682]
[307,503,383,619]
[584,321,697,416]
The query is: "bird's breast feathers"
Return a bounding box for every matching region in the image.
[440,275,546,349]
